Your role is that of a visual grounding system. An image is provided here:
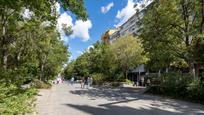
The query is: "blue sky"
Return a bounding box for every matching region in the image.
[56,0,145,61]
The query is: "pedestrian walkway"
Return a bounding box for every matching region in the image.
[36,82,204,115]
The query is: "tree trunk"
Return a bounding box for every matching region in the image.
[158,69,161,77]
[200,0,204,33]
[3,53,8,69]
[40,64,44,81]
[189,62,196,78]
[166,67,169,73]
[2,20,7,69]
[195,65,199,77]
[125,70,128,80]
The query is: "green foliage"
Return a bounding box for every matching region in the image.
[124,79,133,85]
[111,35,145,78]
[147,73,162,85]
[0,0,87,114]
[187,79,204,103]
[64,61,75,79]
[150,73,192,96]
[114,73,125,82]
[147,73,204,103]
[64,41,118,82]
[33,79,52,89]
[0,84,37,114]
[64,36,145,83]
[140,0,204,76]
[91,73,106,85]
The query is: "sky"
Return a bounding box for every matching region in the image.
[56,0,146,61]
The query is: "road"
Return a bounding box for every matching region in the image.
[36,82,204,115]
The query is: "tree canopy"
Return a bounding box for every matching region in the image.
[140,0,204,76]
[0,0,87,114]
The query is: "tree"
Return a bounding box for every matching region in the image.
[73,52,90,77]
[140,0,204,77]
[0,0,87,84]
[111,35,145,79]
[64,60,75,79]
[0,0,87,113]
[64,41,117,81]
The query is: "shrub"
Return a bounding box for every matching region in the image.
[124,79,133,85]
[114,73,125,82]
[91,73,106,85]
[147,73,162,85]
[111,82,122,87]
[146,72,192,97]
[0,84,37,114]
[160,73,192,97]
[32,79,52,89]
[187,79,204,103]
[146,72,204,104]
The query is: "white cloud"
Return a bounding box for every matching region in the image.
[71,20,92,41]
[57,13,73,42]
[114,0,154,27]
[55,2,61,14]
[114,0,136,27]
[101,2,114,14]
[21,8,34,20]
[57,12,92,42]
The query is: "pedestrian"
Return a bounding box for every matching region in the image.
[133,80,137,87]
[81,77,85,88]
[90,77,93,87]
[147,79,151,86]
[87,77,90,88]
[70,76,75,85]
[61,77,64,83]
[57,77,60,84]
[84,77,88,88]
[141,77,144,86]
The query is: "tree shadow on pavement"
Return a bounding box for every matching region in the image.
[69,86,204,115]
[64,103,204,115]
[69,87,145,101]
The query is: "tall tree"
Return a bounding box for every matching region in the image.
[0,0,87,85]
[111,35,145,79]
[140,0,204,77]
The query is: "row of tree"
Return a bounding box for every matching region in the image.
[65,0,204,82]
[64,35,145,81]
[0,0,88,86]
[0,0,88,114]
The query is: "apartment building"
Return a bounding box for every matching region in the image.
[102,4,151,42]
[109,1,153,42]
[101,29,118,42]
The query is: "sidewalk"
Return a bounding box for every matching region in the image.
[36,82,204,115]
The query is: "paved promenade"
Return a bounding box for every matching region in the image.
[36,82,204,115]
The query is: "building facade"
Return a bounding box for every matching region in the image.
[108,0,153,43]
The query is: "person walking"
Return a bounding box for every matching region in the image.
[81,77,85,88]
[57,77,60,84]
[90,77,93,87]
[70,76,75,85]
[61,76,64,83]
[147,78,151,86]
[84,77,88,89]
[87,77,90,89]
